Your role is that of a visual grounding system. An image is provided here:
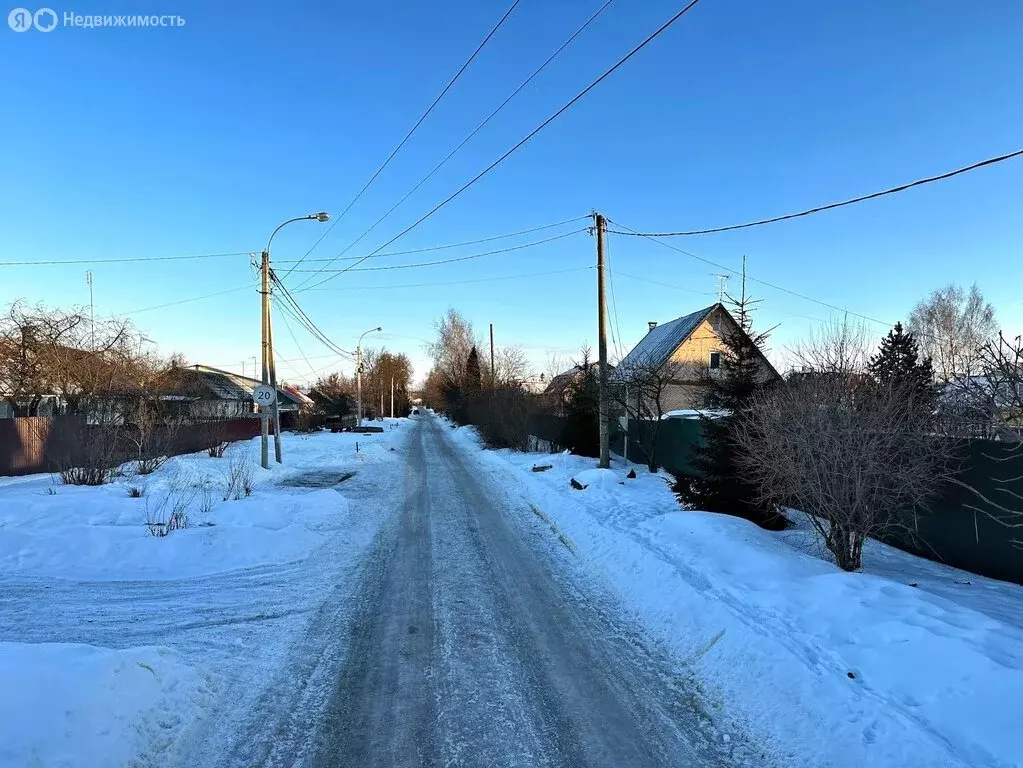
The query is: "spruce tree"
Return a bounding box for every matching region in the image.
[466,346,482,392]
[562,351,600,458]
[868,323,934,403]
[673,268,786,530]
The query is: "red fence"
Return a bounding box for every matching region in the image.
[0,417,262,477]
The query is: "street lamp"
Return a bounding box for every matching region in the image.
[356,326,382,427]
[259,212,330,469]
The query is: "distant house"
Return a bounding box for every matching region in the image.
[154,365,311,420]
[614,303,780,413]
[542,362,614,414]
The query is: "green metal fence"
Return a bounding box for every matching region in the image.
[614,418,1023,585]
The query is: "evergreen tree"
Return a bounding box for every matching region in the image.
[561,350,600,458]
[466,346,482,392]
[868,323,934,402]
[673,268,787,530]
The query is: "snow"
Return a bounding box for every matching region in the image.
[0,643,211,768]
[659,408,728,419]
[0,419,413,766]
[569,467,621,490]
[449,424,1023,768]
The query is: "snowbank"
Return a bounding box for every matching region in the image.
[0,419,413,765]
[0,423,407,580]
[450,427,1023,768]
[0,642,211,768]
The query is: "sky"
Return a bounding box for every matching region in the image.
[2,0,1021,386]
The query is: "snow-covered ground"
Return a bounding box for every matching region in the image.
[0,420,412,768]
[449,424,1023,768]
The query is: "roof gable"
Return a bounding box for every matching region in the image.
[615,304,717,377]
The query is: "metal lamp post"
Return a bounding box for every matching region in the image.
[356,326,382,427]
[259,212,330,469]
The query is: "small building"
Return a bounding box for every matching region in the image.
[542,362,614,415]
[614,303,780,413]
[154,365,310,420]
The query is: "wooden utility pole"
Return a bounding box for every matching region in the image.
[267,289,282,464]
[260,251,271,469]
[489,323,495,388]
[260,250,283,466]
[594,212,610,469]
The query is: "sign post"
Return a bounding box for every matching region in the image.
[253,385,277,469]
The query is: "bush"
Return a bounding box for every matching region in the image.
[144,482,195,537]
[465,387,539,451]
[127,484,145,498]
[223,455,253,501]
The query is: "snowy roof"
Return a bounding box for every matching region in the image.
[660,409,729,420]
[160,365,307,407]
[613,304,717,380]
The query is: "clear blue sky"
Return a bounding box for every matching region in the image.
[2,0,1021,384]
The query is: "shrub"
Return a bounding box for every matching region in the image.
[127,485,145,498]
[223,455,254,501]
[144,483,195,537]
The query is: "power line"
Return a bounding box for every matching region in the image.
[275,216,587,263]
[608,147,1023,237]
[0,251,252,267]
[288,229,584,274]
[125,283,256,315]
[275,299,320,380]
[604,226,625,360]
[283,0,522,277]
[610,269,716,296]
[609,219,898,329]
[304,266,593,292]
[300,0,705,292]
[269,273,357,360]
[313,0,617,277]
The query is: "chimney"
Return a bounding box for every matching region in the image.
[647,321,658,333]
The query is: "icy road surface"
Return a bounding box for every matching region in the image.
[264,415,751,768]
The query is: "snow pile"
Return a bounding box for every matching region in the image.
[0,424,406,580]
[451,428,1023,768]
[0,643,211,768]
[569,467,621,490]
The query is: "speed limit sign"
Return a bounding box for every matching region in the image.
[252,384,277,407]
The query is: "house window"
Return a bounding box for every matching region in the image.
[709,351,722,370]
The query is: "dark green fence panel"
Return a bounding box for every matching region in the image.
[882,440,1023,585]
[611,418,706,475]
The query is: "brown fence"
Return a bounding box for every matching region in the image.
[0,417,263,477]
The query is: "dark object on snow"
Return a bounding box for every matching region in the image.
[532,464,553,473]
[847,672,856,679]
[570,478,586,490]
[347,426,384,434]
[626,469,637,479]
[954,580,972,585]
[909,583,919,588]
[390,447,396,451]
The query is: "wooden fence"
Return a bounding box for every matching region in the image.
[0,416,262,477]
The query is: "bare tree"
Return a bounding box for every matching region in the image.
[425,308,478,390]
[790,316,872,376]
[735,373,952,571]
[908,283,997,383]
[613,355,695,472]
[492,344,530,387]
[0,301,151,417]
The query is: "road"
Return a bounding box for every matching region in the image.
[299,415,748,768]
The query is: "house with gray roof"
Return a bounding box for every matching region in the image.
[614,303,779,414]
